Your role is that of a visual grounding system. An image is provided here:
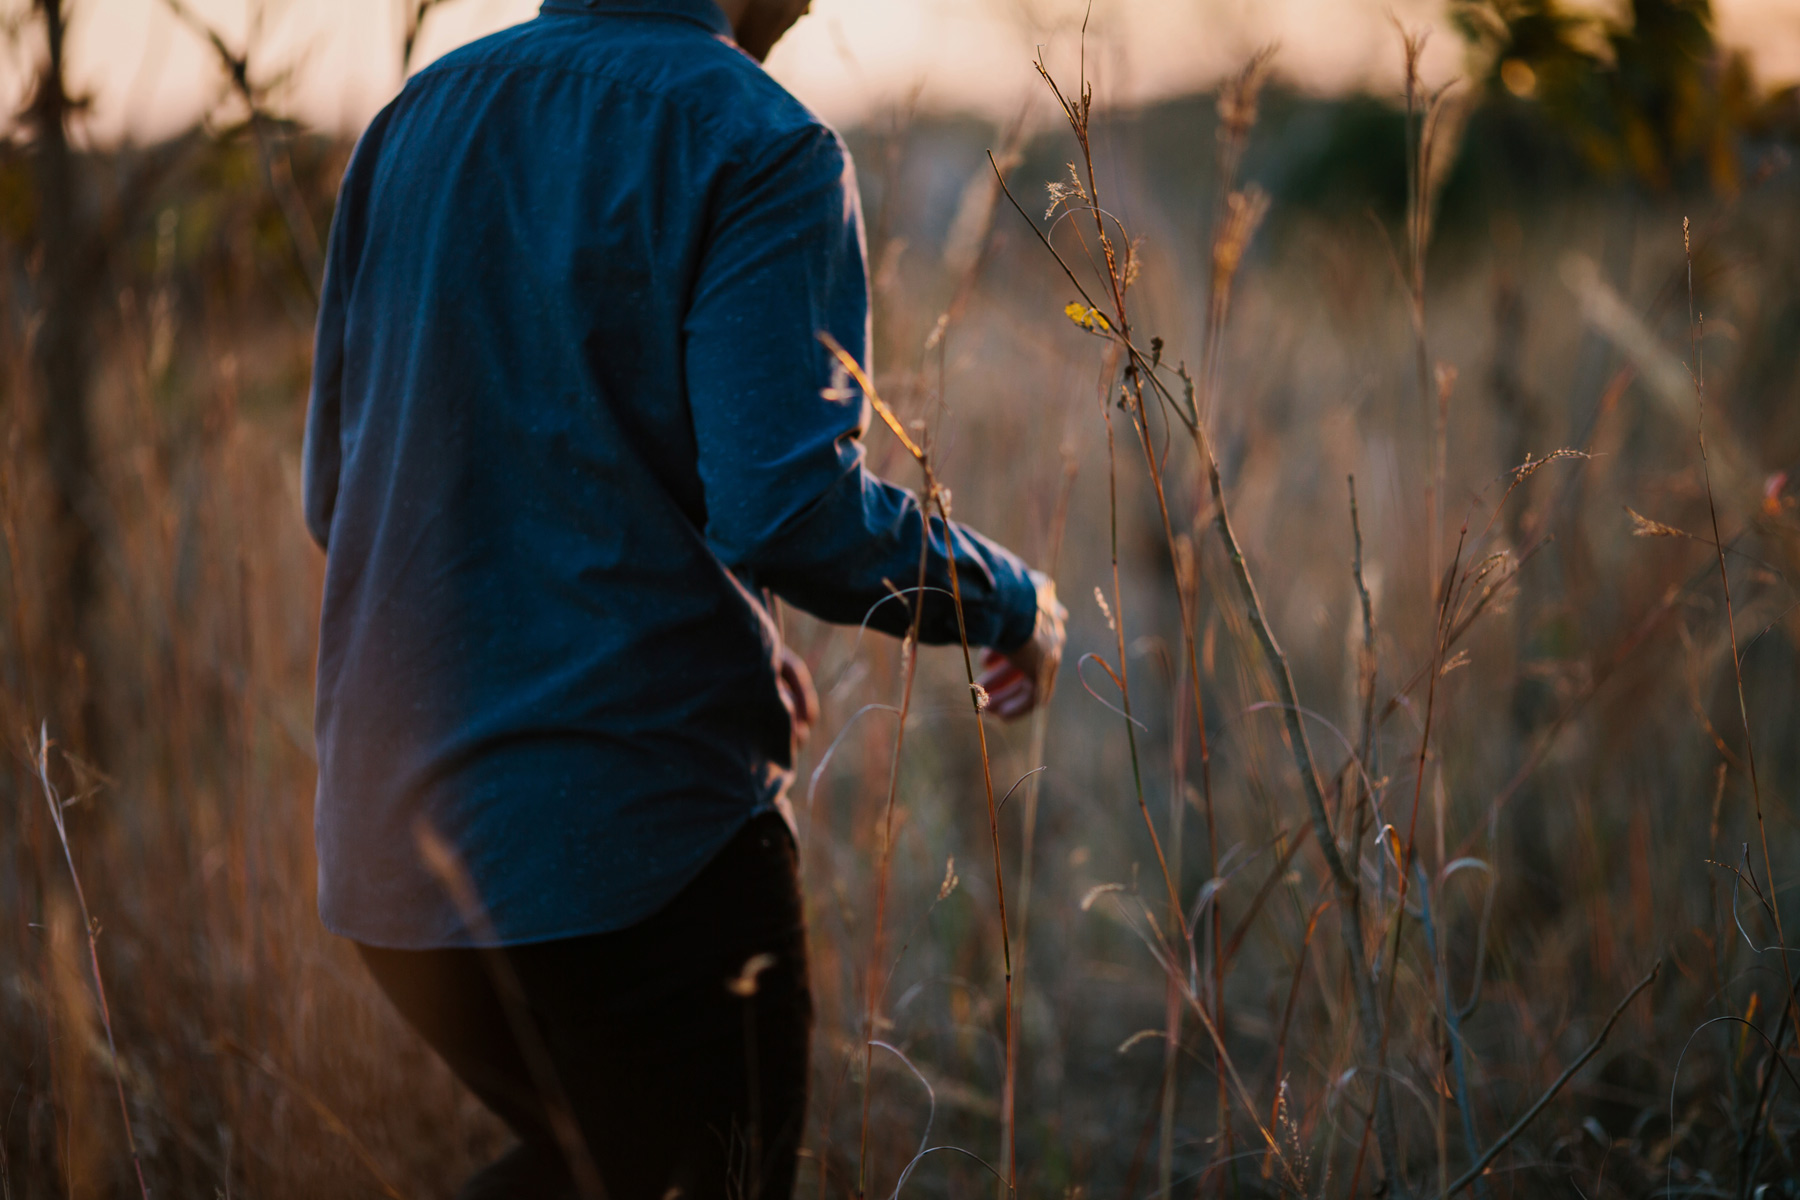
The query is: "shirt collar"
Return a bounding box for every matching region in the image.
[539,0,733,38]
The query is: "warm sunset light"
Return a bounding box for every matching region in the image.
[12,0,1800,143]
[6,0,1800,1196]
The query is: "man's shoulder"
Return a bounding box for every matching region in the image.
[410,13,835,162]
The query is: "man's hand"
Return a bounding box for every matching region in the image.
[976,571,1066,721]
[777,645,819,746]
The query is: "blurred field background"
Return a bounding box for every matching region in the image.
[5,0,1800,1196]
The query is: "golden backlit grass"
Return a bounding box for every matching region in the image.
[4,46,1800,1200]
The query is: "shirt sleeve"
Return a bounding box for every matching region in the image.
[683,124,1039,651]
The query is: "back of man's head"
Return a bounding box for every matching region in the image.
[713,0,811,62]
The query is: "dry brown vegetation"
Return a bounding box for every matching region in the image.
[4,2,1800,1197]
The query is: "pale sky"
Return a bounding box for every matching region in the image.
[5,0,1800,145]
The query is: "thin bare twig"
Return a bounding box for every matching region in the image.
[819,334,1017,1198]
[158,0,323,300]
[31,726,151,1200]
[1199,414,1404,1193]
[1685,214,1800,1195]
[1443,963,1661,1197]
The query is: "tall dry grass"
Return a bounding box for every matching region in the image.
[4,23,1800,1200]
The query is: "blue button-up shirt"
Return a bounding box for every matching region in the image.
[303,0,1039,948]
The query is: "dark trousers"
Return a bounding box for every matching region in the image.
[358,814,812,1200]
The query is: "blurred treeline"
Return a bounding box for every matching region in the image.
[857,0,1800,252]
[5,0,1800,1196]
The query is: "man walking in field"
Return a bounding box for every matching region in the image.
[302,0,1065,1196]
